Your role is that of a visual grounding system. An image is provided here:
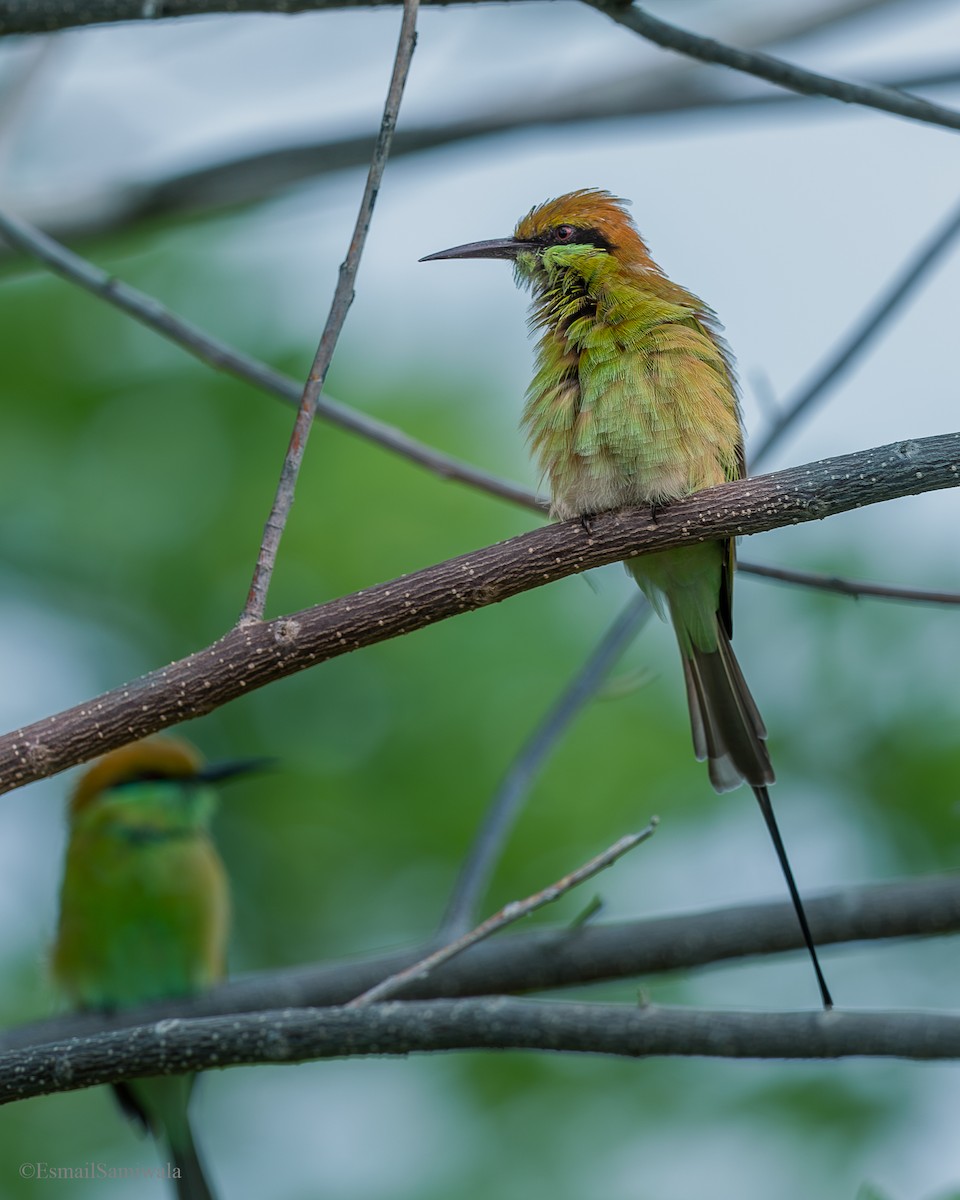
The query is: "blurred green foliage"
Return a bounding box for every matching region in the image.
[0,220,958,1200]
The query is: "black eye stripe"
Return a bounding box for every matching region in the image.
[535,226,613,252]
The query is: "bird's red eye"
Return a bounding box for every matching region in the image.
[554,225,576,242]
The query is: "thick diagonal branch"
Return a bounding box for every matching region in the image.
[1,432,957,795]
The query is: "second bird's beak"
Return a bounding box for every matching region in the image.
[192,758,276,786]
[420,237,537,262]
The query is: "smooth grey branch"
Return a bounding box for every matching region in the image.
[5,1000,960,1107]
[5,870,960,1052]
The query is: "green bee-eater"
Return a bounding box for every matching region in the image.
[53,737,260,1200]
[423,188,832,1008]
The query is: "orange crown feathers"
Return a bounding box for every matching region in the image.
[70,737,203,818]
[514,189,653,266]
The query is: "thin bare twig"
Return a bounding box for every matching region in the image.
[753,194,960,464]
[439,595,652,938]
[587,1,960,136]
[350,821,658,1007]
[739,561,960,606]
[241,0,420,621]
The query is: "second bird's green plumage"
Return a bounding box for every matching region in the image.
[54,738,231,1200]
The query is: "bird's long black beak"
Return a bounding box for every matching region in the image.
[192,758,276,786]
[420,237,537,262]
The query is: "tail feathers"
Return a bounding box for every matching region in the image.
[673,609,832,1007]
[113,1080,216,1200]
[753,783,834,1011]
[112,1081,151,1133]
[681,621,774,793]
[167,1125,216,1200]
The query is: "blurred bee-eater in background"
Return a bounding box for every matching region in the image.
[423,188,832,1009]
[53,737,261,1200]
